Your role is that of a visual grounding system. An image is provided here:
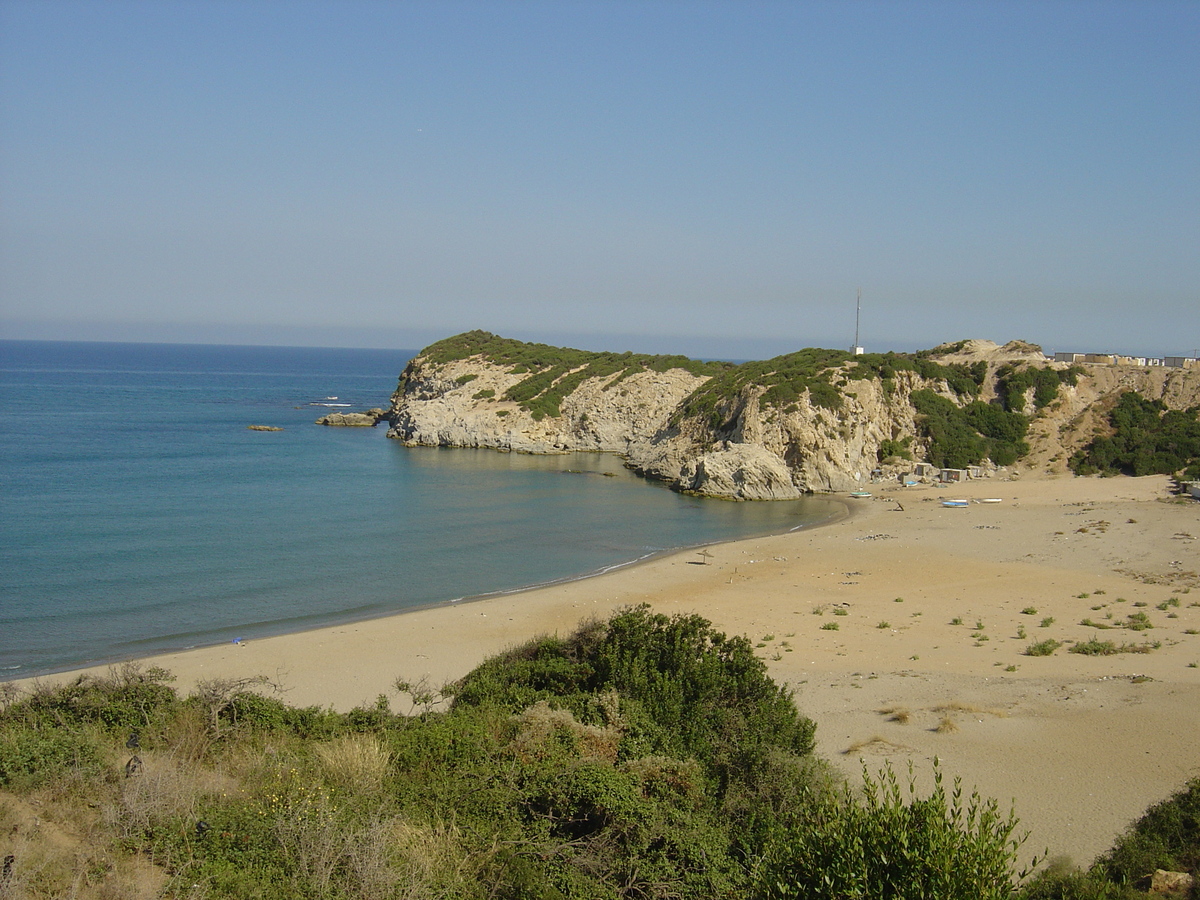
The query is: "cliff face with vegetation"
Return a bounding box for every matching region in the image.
[388,332,1200,499]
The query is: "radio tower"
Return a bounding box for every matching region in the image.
[853,289,864,355]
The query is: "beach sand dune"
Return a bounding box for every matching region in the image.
[20,472,1200,870]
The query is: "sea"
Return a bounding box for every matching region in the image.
[0,340,841,678]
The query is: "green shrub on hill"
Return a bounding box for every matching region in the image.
[3,613,1198,898]
[1070,392,1200,478]
[757,762,1031,900]
[1018,776,1200,899]
[910,391,1030,468]
[675,347,984,431]
[416,330,728,421]
[997,364,1081,413]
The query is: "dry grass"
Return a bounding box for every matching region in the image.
[1,791,168,900]
[930,701,1008,718]
[842,735,911,756]
[876,706,911,725]
[509,700,622,763]
[934,716,960,734]
[314,733,391,794]
[387,818,481,900]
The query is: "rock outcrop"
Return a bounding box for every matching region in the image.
[631,370,942,495]
[387,331,1200,499]
[316,408,388,427]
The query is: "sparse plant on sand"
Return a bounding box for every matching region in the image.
[878,706,911,724]
[1125,611,1154,631]
[935,716,959,734]
[1024,639,1062,657]
[1039,616,1055,628]
[1021,607,1038,615]
[821,622,840,631]
[1069,639,1160,656]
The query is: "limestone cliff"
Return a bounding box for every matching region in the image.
[388,332,1200,499]
[388,333,712,456]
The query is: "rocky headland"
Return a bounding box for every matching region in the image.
[387,331,1200,500]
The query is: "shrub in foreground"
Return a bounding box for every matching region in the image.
[756,761,1032,900]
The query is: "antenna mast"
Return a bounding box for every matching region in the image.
[853,288,863,355]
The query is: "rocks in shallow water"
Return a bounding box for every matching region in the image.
[315,409,386,427]
[248,425,283,431]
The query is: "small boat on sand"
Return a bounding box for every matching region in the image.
[849,491,872,499]
[941,499,969,508]
[980,498,1002,504]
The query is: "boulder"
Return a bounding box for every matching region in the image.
[1149,870,1194,897]
[316,412,378,427]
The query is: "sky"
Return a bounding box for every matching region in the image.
[1,0,1196,360]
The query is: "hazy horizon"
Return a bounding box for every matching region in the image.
[2,1,1196,361]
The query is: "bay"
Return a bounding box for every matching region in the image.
[0,340,840,677]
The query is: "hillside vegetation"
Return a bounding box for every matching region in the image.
[1070,392,1200,480]
[418,331,729,421]
[2,608,1198,899]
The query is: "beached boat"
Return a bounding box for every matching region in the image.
[980,498,1002,504]
[941,499,969,508]
[849,491,872,499]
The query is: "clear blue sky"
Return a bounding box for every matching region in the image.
[1,0,1196,359]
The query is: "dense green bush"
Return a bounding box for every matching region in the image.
[756,762,1030,900]
[1070,392,1200,478]
[6,610,1194,899]
[1097,777,1200,886]
[0,722,105,789]
[453,606,816,794]
[878,436,914,461]
[1018,777,1200,899]
[996,364,1081,413]
[4,664,177,733]
[911,391,1030,468]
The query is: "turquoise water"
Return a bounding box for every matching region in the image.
[0,340,841,677]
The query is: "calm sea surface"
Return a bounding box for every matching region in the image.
[0,340,841,677]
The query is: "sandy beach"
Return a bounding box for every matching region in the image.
[23,472,1200,871]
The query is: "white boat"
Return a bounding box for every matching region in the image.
[980,498,1002,504]
[849,491,872,499]
[941,499,969,508]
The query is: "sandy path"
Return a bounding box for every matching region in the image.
[16,472,1200,870]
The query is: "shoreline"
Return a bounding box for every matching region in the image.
[12,472,1200,869]
[6,495,853,683]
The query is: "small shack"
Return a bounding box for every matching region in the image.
[966,465,984,479]
[913,462,938,477]
[939,468,966,484]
